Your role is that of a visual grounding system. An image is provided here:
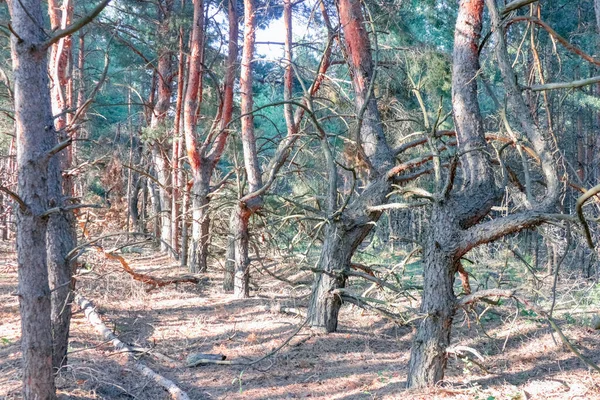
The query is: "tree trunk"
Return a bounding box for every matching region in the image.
[307,179,391,330]
[46,175,76,372]
[9,0,59,396]
[171,27,184,256]
[151,145,172,253]
[407,0,490,388]
[307,224,349,332]
[307,0,394,329]
[180,182,190,268]
[47,0,77,372]
[230,0,262,297]
[407,207,458,388]
[189,176,210,272]
[223,212,236,291]
[149,177,161,246]
[150,1,174,254]
[182,0,210,272]
[232,203,251,297]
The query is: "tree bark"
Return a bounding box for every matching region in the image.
[231,203,251,297]
[407,0,491,388]
[171,28,185,257]
[230,0,262,297]
[223,212,236,291]
[150,0,174,255]
[47,0,78,372]
[307,0,394,330]
[182,0,207,272]
[406,0,560,387]
[9,0,59,396]
[407,206,459,388]
[189,174,211,272]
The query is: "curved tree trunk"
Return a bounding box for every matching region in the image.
[307,0,394,330]
[182,0,207,272]
[407,0,506,388]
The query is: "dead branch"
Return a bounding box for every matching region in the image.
[346,269,405,293]
[187,319,309,367]
[458,289,516,307]
[92,245,199,289]
[0,185,27,211]
[576,183,600,249]
[527,76,600,91]
[502,0,538,15]
[75,294,191,400]
[457,263,471,295]
[42,0,112,50]
[506,16,600,68]
[447,345,491,374]
[335,290,406,324]
[458,289,600,374]
[515,297,600,374]
[366,201,429,212]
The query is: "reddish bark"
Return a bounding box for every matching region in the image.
[172,28,185,255]
[47,0,78,372]
[206,0,238,166]
[183,0,205,176]
[307,0,394,331]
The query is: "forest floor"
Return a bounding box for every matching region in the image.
[1,242,600,400]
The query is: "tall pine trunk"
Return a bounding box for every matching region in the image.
[10,0,59,396]
[47,0,77,372]
[150,0,175,254]
[230,0,262,297]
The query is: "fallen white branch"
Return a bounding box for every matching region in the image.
[75,294,190,400]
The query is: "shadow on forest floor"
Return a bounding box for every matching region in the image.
[0,249,599,399]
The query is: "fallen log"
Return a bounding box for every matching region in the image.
[75,294,191,400]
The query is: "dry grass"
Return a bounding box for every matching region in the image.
[1,243,599,399]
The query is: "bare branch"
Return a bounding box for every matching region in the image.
[45,138,72,160]
[526,76,600,91]
[0,186,27,211]
[366,202,429,212]
[458,289,515,307]
[41,0,111,50]
[506,16,600,68]
[576,183,600,249]
[75,294,191,400]
[41,203,101,218]
[501,0,538,15]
